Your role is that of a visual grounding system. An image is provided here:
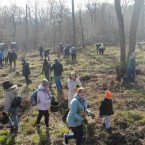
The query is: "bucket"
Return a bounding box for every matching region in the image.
[51,101,60,112]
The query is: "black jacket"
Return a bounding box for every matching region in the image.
[51,61,63,76]
[42,62,51,73]
[22,62,30,76]
[99,98,113,116]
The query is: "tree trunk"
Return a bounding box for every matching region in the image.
[114,0,126,72]
[128,0,143,59]
[79,10,85,48]
[72,0,76,46]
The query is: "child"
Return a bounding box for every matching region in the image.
[67,72,82,108]
[99,90,114,133]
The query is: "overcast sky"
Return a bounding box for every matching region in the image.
[0,0,114,8]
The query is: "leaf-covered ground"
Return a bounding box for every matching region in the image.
[0,46,145,145]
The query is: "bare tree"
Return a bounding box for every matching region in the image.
[128,0,144,59]
[114,0,126,72]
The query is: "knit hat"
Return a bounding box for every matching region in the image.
[42,79,49,86]
[105,90,112,99]
[3,81,13,90]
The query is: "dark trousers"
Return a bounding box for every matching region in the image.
[45,72,50,81]
[64,52,69,59]
[123,68,135,83]
[66,124,83,145]
[24,75,31,85]
[4,57,8,64]
[0,58,3,67]
[72,54,76,61]
[36,110,49,127]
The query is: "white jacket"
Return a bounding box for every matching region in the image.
[3,50,8,58]
[36,84,51,110]
[67,79,82,107]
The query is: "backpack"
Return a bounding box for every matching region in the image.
[11,96,22,108]
[30,90,38,106]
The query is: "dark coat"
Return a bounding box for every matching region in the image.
[22,62,30,76]
[9,52,17,61]
[42,62,51,73]
[99,98,114,116]
[51,61,63,76]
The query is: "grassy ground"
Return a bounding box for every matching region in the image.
[0,45,145,145]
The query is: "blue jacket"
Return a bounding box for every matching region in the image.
[71,47,76,55]
[67,94,90,127]
[0,51,3,59]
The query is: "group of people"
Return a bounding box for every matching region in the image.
[39,43,77,63]
[0,42,138,145]
[0,48,17,69]
[96,43,105,55]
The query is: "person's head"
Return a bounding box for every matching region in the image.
[3,80,14,90]
[44,58,48,64]
[54,58,58,63]
[42,79,49,89]
[69,72,77,80]
[12,49,15,52]
[105,90,112,99]
[130,52,136,59]
[21,59,26,64]
[77,87,85,98]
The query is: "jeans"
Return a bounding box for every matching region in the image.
[45,71,50,81]
[54,76,62,91]
[36,110,49,127]
[8,107,18,128]
[103,116,110,129]
[123,68,135,83]
[65,124,83,145]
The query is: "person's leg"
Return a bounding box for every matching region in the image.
[104,116,110,129]
[131,69,135,83]
[44,110,49,127]
[0,59,2,67]
[45,72,49,81]
[72,54,73,61]
[11,107,18,128]
[57,77,62,91]
[71,125,83,145]
[123,69,132,82]
[36,110,44,125]
[74,54,76,61]
[55,76,62,91]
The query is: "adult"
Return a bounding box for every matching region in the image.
[71,47,77,62]
[56,46,61,60]
[42,59,51,81]
[39,46,44,59]
[96,43,101,54]
[67,72,82,108]
[63,44,71,59]
[3,80,19,133]
[9,49,17,69]
[44,49,50,61]
[121,52,136,84]
[36,79,52,128]
[99,43,105,55]
[64,87,93,145]
[0,50,3,68]
[59,42,64,54]
[22,59,31,85]
[51,59,63,92]
[3,48,8,65]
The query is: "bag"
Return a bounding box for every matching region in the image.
[11,96,22,108]
[30,90,38,106]
[62,109,70,123]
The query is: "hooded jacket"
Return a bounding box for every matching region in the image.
[67,94,90,127]
[36,84,51,110]
[4,85,18,112]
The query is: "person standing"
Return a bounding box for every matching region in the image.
[22,59,31,85]
[39,46,44,60]
[71,47,77,62]
[2,81,19,133]
[42,59,51,81]
[3,48,8,65]
[9,49,17,69]
[67,72,82,108]
[36,79,52,128]
[51,59,63,92]
[99,90,114,133]
[0,50,3,68]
